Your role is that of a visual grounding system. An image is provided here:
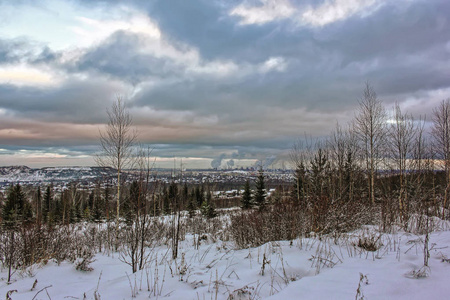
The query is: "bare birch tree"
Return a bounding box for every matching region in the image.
[388,103,416,220]
[96,96,136,249]
[432,98,450,218]
[354,83,387,205]
[328,122,359,202]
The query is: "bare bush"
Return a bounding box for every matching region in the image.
[355,230,383,252]
[229,203,305,249]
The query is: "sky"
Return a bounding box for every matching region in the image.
[0,0,449,169]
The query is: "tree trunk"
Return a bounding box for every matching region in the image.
[116,169,120,251]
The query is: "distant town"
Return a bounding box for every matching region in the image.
[0,165,292,194]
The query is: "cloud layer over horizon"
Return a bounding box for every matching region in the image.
[0,0,449,168]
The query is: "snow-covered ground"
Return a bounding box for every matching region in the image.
[2,224,450,299]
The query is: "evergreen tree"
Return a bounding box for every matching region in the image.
[83,206,91,221]
[241,180,253,209]
[2,184,32,226]
[75,202,83,222]
[182,183,189,209]
[201,188,216,218]
[43,185,52,223]
[87,191,95,221]
[80,195,88,222]
[151,193,160,216]
[168,181,178,213]
[291,161,306,206]
[310,148,329,197]
[187,191,197,218]
[254,168,267,210]
[92,188,104,222]
[162,185,170,215]
[36,186,42,224]
[124,180,143,223]
[69,203,78,223]
[53,197,62,223]
[195,185,204,207]
[343,149,357,202]
[206,188,216,218]
[104,185,111,220]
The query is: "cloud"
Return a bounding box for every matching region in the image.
[0,38,30,64]
[0,0,448,168]
[230,0,296,25]
[0,64,60,86]
[301,0,382,27]
[230,0,383,27]
[69,31,180,85]
[71,12,161,46]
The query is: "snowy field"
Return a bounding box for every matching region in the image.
[1,219,450,300]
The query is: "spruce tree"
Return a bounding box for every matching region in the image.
[124,180,142,224]
[2,184,31,226]
[43,185,52,223]
[187,190,197,218]
[182,183,189,209]
[162,185,170,215]
[69,203,77,223]
[292,161,306,206]
[83,206,91,221]
[87,191,95,221]
[310,148,329,197]
[241,180,253,209]
[254,168,267,210]
[200,188,216,218]
[36,186,42,224]
[92,188,104,222]
[206,189,216,218]
[104,186,111,220]
[168,181,178,213]
[195,185,204,207]
[53,198,62,223]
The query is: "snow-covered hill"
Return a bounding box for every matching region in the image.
[0,165,116,184]
[1,223,449,299]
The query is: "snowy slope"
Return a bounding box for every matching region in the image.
[1,226,450,300]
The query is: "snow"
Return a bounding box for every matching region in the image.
[2,226,450,299]
[224,170,249,174]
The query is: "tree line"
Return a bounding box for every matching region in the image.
[285,83,449,233]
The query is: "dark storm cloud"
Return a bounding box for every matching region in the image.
[126,0,450,115]
[70,31,181,85]
[146,0,315,63]
[312,0,450,95]
[0,79,125,123]
[6,0,447,114]
[317,1,450,63]
[0,38,60,66]
[0,38,34,64]
[131,58,358,117]
[30,46,60,64]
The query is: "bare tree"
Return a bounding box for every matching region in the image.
[387,103,416,221]
[328,122,359,202]
[354,83,387,204]
[120,147,158,273]
[432,98,450,218]
[96,96,136,249]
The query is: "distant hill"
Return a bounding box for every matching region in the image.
[0,166,116,184]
